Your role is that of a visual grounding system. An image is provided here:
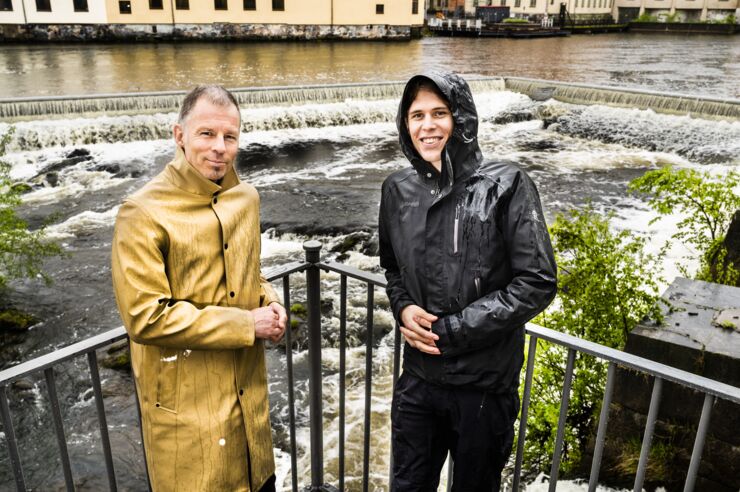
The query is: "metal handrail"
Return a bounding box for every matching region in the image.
[1,241,737,492]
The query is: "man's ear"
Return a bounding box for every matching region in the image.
[173,123,184,148]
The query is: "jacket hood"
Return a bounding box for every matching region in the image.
[396,71,483,189]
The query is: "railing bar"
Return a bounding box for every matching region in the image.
[339,275,347,492]
[388,321,401,489]
[0,328,128,385]
[513,335,538,491]
[304,242,324,489]
[264,261,310,282]
[549,348,576,492]
[362,283,374,492]
[86,352,117,492]
[44,368,75,491]
[588,362,616,492]
[524,324,740,404]
[318,260,387,288]
[633,376,663,492]
[683,393,714,492]
[283,277,298,492]
[0,384,26,491]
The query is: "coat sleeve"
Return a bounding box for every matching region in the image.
[433,170,557,358]
[379,181,416,323]
[259,274,281,307]
[111,199,257,350]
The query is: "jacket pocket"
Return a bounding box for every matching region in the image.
[156,347,181,413]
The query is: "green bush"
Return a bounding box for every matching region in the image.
[634,13,658,22]
[629,166,740,286]
[522,206,665,475]
[0,127,62,290]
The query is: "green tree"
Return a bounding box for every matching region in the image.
[628,166,740,286]
[0,127,62,289]
[522,206,665,475]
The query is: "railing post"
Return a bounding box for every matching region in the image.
[302,241,338,492]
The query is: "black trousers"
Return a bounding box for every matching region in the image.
[391,372,518,492]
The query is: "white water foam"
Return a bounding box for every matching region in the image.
[45,206,121,240]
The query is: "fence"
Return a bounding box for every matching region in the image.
[1,241,739,491]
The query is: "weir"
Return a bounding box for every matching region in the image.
[505,77,740,120]
[0,79,506,121]
[1,77,738,123]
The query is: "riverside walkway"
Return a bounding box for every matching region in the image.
[1,242,738,492]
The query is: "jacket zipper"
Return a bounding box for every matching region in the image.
[453,203,461,254]
[474,276,481,298]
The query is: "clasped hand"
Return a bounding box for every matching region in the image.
[252,302,287,343]
[399,305,440,355]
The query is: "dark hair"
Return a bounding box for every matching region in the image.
[178,85,240,126]
[402,77,450,118]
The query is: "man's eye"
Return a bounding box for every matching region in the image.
[200,131,213,136]
[409,113,423,120]
[434,111,449,117]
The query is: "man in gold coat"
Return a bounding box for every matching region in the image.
[111,85,287,492]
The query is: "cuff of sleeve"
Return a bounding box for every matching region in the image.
[243,310,256,347]
[393,301,414,326]
[431,316,453,355]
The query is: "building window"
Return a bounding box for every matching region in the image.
[1,0,13,12]
[412,0,418,14]
[73,0,88,11]
[244,0,256,9]
[215,0,227,9]
[272,0,284,10]
[176,0,189,9]
[514,0,521,7]
[529,0,536,7]
[376,4,384,14]
[150,0,164,9]
[35,0,51,11]
[501,0,506,7]
[119,0,131,13]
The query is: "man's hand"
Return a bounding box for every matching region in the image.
[252,303,286,342]
[268,302,287,343]
[399,305,440,355]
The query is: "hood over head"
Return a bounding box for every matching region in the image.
[396,71,483,189]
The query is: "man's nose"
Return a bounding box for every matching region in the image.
[421,114,436,129]
[212,135,226,153]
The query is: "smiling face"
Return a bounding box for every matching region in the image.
[173,98,241,182]
[406,87,454,172]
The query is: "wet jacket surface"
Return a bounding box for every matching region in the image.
[379,72,557,393]
[111,149,280,491]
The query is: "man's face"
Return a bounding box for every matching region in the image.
[407,88,453,171]
[173,98,241,182]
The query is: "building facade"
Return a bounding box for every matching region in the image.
[428,0,738,20]
[0,0,424,40]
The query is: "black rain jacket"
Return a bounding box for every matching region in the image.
[379,72,557,393]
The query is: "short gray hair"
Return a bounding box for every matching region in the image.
[178,85,240,126]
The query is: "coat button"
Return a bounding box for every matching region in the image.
[239,389,244,396]
[213,197,218,204]
[430,189,436,195]
[230,291,235,298]
[426,173,432,178]
[224,243,228,250]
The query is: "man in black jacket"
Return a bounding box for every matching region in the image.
[379,72,557,491]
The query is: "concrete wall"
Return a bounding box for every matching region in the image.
[334,0,423,25]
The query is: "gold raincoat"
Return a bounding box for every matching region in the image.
[111,149,280,491]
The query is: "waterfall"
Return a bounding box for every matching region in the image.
[505,77,740,120]
[0,79,507,121]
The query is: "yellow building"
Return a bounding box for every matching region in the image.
[0,0,424,39]
[102,0,422,27]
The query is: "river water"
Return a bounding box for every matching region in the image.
[0,35,739,491]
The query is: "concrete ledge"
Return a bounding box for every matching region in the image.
[0,23,413,42]
[628,21,738,33]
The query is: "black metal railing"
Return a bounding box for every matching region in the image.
[1,240,739,491]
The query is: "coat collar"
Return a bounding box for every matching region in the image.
[166,147,240,196]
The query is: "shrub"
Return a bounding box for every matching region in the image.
[0,127,63,290]
[522,206,665,475]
